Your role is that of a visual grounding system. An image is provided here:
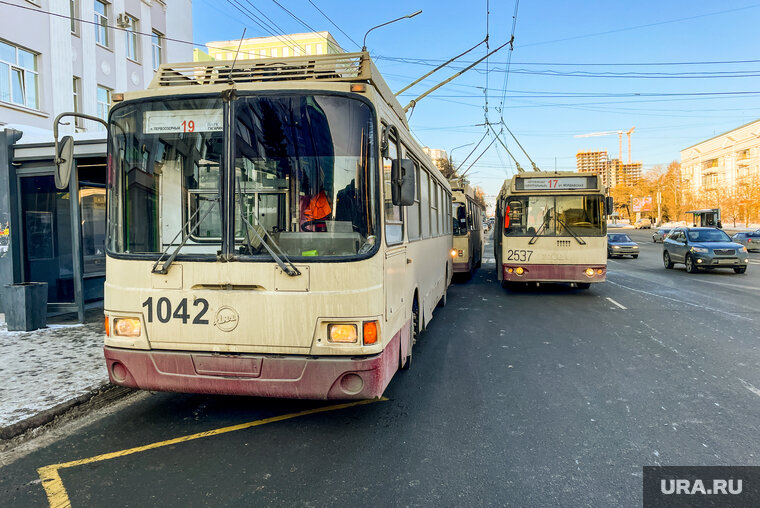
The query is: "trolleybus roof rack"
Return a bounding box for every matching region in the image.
[148,51,409,128]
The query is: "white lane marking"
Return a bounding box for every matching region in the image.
[738,378,760,398]
[606,279,754,321]
[749,260,760,265]
[606,297,627,310]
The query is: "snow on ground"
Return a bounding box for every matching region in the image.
[0,319,107,428]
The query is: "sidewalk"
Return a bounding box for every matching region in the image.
[0,312,109,436]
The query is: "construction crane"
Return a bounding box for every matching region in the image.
[575,127,635,163]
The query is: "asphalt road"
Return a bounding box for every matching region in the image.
[2,228,760,507]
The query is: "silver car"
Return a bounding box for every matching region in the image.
[652,228,672,243]
[731,231,760,252]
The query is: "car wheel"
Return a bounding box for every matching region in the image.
[734,266,747,274]
[632,255,638,259]
[685,254,698,273]
[607,250,612,258]
[663,251,674,269]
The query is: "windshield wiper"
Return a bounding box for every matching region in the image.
[529,211,552,245]
[152,197,220,275]
[236,178,301,277]
[555,216,587,245]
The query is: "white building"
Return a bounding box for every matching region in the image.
[0,0,193,133]
[680,119,760,195]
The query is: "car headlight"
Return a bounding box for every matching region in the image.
[692,247,708,253]
[633,245,639,249]
[613,245,620,249]
[740,246,748,253]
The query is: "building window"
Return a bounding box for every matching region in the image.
[125,15,138,61]
[282,47,289,57]
[96,85,111,121]
[94,0,109,47]
[72,77,84,127]
[70,0,80,35]
[315,44,323,55]
[151,31,162,70]
[0,40,38,109]
[271,47,277,57]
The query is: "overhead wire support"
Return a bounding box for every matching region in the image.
[454,130,490,174]
[402,39,512,112]
[394,38,487,97]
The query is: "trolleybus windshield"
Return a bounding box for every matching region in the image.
[108,94,378,260]
[504,195,604,237]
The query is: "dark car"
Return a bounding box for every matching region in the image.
[731,231,760,252]
[607,233,639,258]
[663,227,749,274]
[652,228,672,243]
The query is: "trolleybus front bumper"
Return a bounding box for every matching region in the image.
[104,331,401,400]
[502,263,606,283]
[453,260,472,273]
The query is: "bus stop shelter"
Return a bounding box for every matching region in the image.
[686,208,721,228]
[0,127,106,322]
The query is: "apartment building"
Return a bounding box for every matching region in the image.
[680,119,760,195]
[0,0,192,133]
[198,32,343,62]
[576,150,641,187]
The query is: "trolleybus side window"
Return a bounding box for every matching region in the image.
[383,128,403,245]
[420,169,430,238]
[431,180,439,236]
[407,160,421,241]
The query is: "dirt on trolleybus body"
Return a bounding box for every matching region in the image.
[100,52,452,400]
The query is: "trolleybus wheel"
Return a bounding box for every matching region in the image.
[437,267,448,308]
[401,299,418,370]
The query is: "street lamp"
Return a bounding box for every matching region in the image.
[447,143,474,179]
[362,10,422,51]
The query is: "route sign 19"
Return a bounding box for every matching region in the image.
[144,110,223,134]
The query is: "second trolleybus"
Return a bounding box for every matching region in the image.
[93,52,453,399]
[493,172,610,289]
[450,181,485,277]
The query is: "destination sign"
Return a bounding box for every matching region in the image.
[518,176,595,190]
[144,110,223,134]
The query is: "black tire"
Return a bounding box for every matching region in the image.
[607,250,612,259]
[400,299,419,370]
[663,251,674,269]
[577,282,591,289]
[685,254,698,273]
[438,269,448,308]
[734,266,747,274]
[632,254,638,259]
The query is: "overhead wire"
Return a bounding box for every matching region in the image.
[307,0,362,50]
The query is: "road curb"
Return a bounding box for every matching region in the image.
[0,384,134,441]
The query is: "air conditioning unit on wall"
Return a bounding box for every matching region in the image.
[116,13,130,28]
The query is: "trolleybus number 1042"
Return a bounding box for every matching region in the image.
[141,297,210,324]
[506,249,533,262]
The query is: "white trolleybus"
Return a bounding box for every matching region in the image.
[97,52,453,399]
[493,172,610,289]
[450,181,485,277]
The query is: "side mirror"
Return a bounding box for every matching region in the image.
[54,135,74,190]
[391,159,415,206]
[605,196,614,215]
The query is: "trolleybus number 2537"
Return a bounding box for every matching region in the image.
[506,249,533,262]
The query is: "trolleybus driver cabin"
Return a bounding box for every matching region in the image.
[88,52,453,400]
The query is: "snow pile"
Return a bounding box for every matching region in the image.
[0,320,107,428]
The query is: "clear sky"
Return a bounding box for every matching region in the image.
[192,0,760,197]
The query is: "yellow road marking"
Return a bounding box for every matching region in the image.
[38,397,387,508]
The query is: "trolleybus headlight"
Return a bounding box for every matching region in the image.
[515,267,524,275]
[363,321,379,345]
[596,268,604,275]
[328,324,358,343]
[113,317,141,337]
[507,268,514,273]
[450,249,457,258]
[584,268,595,277]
